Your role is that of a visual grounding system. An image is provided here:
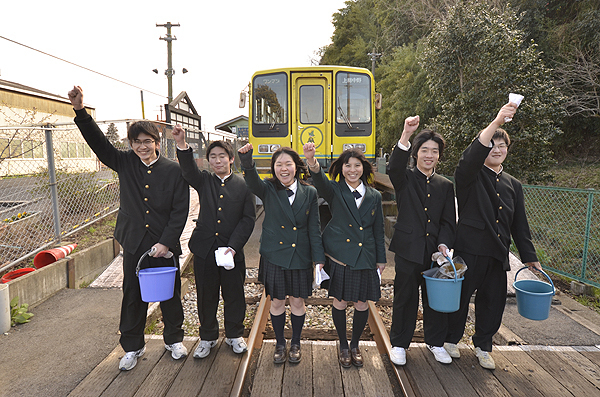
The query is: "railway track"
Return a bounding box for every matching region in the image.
[230,288,416,397]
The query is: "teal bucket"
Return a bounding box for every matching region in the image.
[136,250,177,303]
[513,267,555,321]
[422,257,464,313]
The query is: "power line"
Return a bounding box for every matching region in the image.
[0,35,165,98]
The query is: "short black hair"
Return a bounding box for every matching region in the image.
[127,121,160,142]
[328,149,374,185]
[411,129,445,160]
[492,128,511,146]
[206,140,234,160]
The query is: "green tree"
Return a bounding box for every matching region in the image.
[376,43,436,152]
[420,1,564,183]
[105,123,119,145]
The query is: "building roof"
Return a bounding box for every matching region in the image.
[0,79,93,108]
[215,115,248,133]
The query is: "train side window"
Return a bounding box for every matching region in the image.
[253,73,288,125]
[299,85,324,124]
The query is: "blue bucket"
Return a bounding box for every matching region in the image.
[513,267,555,321]
[136,250,177,303]
[422,256,464,313]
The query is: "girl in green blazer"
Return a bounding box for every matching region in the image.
[304,143,386,368]
[238,144,325,365]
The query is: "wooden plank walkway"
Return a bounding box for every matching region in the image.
[69,335,600,396]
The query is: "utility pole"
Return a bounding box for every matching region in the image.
[367,49,382,75]
[156,22,180,104]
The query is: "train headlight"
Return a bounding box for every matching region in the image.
[258,144,281,154]
[343,143,366,153]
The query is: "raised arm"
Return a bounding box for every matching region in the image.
[388,116,419,191]
[303,142,335,202]
[478,102,517,146]
[238,143,267,199]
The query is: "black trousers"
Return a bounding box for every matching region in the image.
[120,233,184,352]
[194,244,246,341]
[446,252,506,352]
[390,254,448,348]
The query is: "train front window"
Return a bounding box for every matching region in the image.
[336,72,371,124]
[299,85,324,124]
[253,73,287,125]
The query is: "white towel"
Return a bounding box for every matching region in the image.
[314,266,330,288]
[505,93,524,122]
[377,268,382,284]
[215,247,235,270]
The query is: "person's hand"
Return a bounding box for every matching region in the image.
[527,261,542,272]
[316,263,324,271]
[493,102,517,126]
[150,243,169,258]
[303,142,319,168]
[303,142,316,161]
[377,264,386,274]
[68,86,84,110]
[399,115,419,147]
[172,124,187,148]
[224,247,236,257]
[438,245,449,257]
[238,143,253,154]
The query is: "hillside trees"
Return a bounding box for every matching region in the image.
[421,1,564,183]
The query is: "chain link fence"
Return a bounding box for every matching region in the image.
[0,122,124,273]
[1,120,243,275]
[521,185,600,288]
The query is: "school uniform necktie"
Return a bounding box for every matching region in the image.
[352,190,362,199]
[286,189,294,197]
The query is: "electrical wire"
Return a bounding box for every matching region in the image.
[0,35,165,98]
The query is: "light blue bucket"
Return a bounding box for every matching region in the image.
[513,267,555,321]
[136,250,177,303]
[422,256,464,313]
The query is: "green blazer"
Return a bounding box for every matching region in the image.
[310,167,386,270]
[243,164,325,270]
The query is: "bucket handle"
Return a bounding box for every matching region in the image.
[514,266,555,296]
[430,255,459,282]
[136,249,177,277]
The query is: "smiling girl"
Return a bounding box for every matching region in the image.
[303,144,386,368]
[238,144,325,365]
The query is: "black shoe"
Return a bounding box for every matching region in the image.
[339,349,352,368]
[351,347,364,367]
[288,344,301,363]
[273,344,287,364]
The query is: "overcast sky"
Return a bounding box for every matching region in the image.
[1,0,347,133]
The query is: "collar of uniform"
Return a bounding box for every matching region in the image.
[281,179,298,195]
[484,163,503,177]
[345,180,365,196]
[141,152,160,167]
[216,171,233,183]
[415,166,435,181]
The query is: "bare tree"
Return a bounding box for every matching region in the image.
[555,46,600,118]
[0,104,57,164]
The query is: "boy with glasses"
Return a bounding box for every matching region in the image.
[68,86,189,371]
[444,102,541,370]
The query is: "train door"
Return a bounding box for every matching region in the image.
[291,72,332,167]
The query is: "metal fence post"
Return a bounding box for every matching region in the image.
[581,189,594,280]
[44,124,61,242]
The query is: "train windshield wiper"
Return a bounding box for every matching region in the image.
[337,101,353,129]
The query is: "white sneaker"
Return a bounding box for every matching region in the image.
[475,347,496,370]
[165,342,188,360]
[226,337,248,354]
[427,345,452,364]
[444,342,461,358]
[389,347,406,366]
[119,346,145,371]
[193,339,217,359]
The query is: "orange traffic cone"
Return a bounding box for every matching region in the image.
[34,243,77,269]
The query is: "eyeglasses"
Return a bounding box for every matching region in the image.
[132,139,155,147]
[493,143,508,150]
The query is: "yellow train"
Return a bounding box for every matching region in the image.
[246,66,379,176]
